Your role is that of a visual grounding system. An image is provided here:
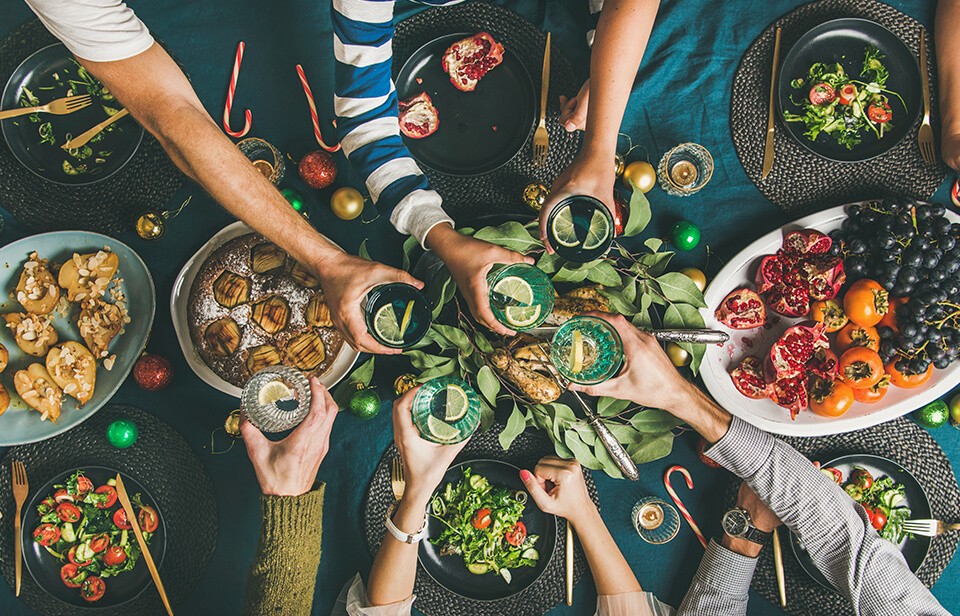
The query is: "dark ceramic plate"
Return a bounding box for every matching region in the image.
[396,33,536,176]
[419,459,557,601]
[789,453,931,590]
[21,466,165,608]
[777,18,921,162]
[1,43,143,185]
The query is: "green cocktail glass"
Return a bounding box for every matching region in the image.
[545,196,615,262]
[364,283,432,349]
[412,377,481,444]
[550,316,624,385]
[486,263,554,330]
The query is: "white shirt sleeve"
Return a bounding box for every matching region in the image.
[22,0,154,62]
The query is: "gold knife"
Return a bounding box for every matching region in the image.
[772,527,787,608]
[115,474,173,616]
[761,27,783,180]
[565,523,574,605]
[61,108,129,150]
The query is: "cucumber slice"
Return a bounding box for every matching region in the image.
[881,490,903,509]
[467,562,490,575]
[468,473,487,490]
[61,522,76,543]
[521,548,539,561]
[499,568,512,584]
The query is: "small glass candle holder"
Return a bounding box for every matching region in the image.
[238,137,286,185]
[656,143,714,197]
[240,366,311,433]
[632,496,681,544]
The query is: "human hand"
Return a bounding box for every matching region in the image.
[942,130,960,172]
[316,252,423,355]
[519,457,597,528]
[240,377,339,497]
[539,150,616,253]
[559,79,590,133]
[426,224,534,336]
[392,387,470,506]
[737,481,781,533]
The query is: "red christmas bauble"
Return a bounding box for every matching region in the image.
[133,354,173,391]
[298,150,337,190]
[696,437,721,469]
[613,195,628,236]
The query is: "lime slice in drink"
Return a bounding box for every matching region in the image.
[581,208,612,250]
[373,303,404,345]
[258,380,294,406]
[399,301,415,339]
[504,304,542,329]
[569,329,585,373]
[426,414,461,442]
[444,383,470,421]
[550,206,581,248]
[492,276,534,305]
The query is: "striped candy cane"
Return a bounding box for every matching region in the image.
[222,41,252,138]
[663,465,708,548]
[296,64,341,153]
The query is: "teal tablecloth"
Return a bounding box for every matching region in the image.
[0,1,957,614]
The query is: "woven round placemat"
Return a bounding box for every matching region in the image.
[0,19,184,234]
[0,405,218,615]
[722,416,960,616]
[731,0,949,216]
[394,3,582,223]
[362,424,598,616]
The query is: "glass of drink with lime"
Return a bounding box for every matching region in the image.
[411,376,481,444]
[487,263,554,330]
[546,196,615,262]
[364,283,432,349]
[550,316,624,385]
[240,365,312,433]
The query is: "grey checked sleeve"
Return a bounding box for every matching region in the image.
[678,416,949,616]
[677,539,757,615]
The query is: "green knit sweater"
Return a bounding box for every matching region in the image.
[242,486,325,616]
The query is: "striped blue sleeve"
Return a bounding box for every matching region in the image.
[332,0,454,246]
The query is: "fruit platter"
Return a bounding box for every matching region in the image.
[701,199,960,437]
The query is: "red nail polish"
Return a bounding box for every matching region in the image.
[519,470,532,482]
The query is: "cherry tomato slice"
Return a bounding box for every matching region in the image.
[871,509,888,530]
[53,489,74,503]
[505,521,528,547]
[93,485,117,509]
[822,467,843,484]
[867,102,892,123]
[138,506,159,533]
[73,475,94,497]
[68,545,93,567]
[33,523,61,547]
[81,576,106,603]
[56,502,82,523]
[839,84,858,105]
[113,508,132,530]
[60,563,86,589]
[102,545,127,567]
[89,533,110,554]
[809,82,836,105]
[471,508,492,530]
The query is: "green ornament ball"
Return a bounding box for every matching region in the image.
[349,387,381,420]
[281,187,306,213]
[913,400,949,429]
[106,419,139,449]
[670,220,701,251]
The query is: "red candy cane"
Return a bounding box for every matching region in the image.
[296,64,341,153]
[222,41,252,138]
[664,465,708,548]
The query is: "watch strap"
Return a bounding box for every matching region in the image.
[385,503,428,544]
[743,525,772,546]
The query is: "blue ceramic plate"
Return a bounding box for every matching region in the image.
[0,232,154,446]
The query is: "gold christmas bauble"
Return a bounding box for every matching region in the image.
[623,161,656,193]
[615,153,626,177]
[666,342,690,367]
[680,267,707,292]
[394,373,418,396]
[224,409,243,438]
[521,182,549,212]
[136,211,165,240]
[330,187,364,220]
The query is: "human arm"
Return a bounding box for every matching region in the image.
[936,0,960,171]
[364,387,469,607]
[240,378,340,616]
[540,0,660,250]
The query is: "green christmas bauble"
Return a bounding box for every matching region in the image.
[281,187,306,213]
[106,419,139,449]
[670,220,701,251]
[349,387,381,420]
[913,400,949,429]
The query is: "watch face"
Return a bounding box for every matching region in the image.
[722,509,748,536]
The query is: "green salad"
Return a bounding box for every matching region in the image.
[430,467,540,583]
[824,465,913,543]
[784,45,906,149]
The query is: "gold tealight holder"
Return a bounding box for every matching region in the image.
[656,143,714,197]
[237,137,285,185]
[632,496,681,544]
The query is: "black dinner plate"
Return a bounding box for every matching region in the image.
[789,454,931,591]
[1,43,143,185]
[419,459,557,601]
[396,33,536,176]
[21,466,166,609]
[777,18,921,163]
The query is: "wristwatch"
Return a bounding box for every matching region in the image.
[385,503,428,544]
[721,507,772,546]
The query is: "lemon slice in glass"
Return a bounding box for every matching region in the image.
[258,380,294,406]
[373,303,404,345]
[550,206,581,248]
[399,301,415,339]
[569,329,585,373]
[504,304,542,329]
[581,208,612,250]
[492,276,534,305]
[444,383,470,421]
[427,414,461,442]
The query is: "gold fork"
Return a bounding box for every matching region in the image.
[391,457,406,501]
[918,27,936,166]
[11,460,29,597]
[533,32,551,165]
[0,94,92,121]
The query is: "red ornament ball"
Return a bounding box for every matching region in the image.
[613,195,628,236]
[298,150,337,190]
[696,437,721,468]
[133,354,173,391]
